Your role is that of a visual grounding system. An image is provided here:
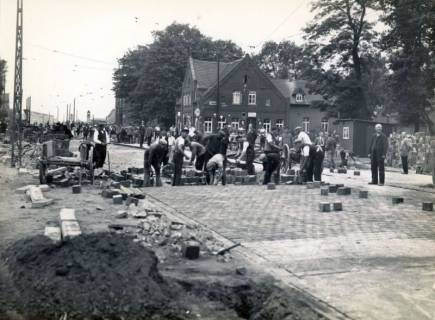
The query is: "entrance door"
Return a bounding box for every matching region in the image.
[247,117,257,130]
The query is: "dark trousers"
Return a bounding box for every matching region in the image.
[146,136,152,146]
[93,144,107,168]
[144,150,162,187]
[203,152,214,184]
[312,149,325,181]
[263,153,280,185]
[371,155,385,184]
[195,153,205,171]
[139,135,145,148]
[401,155,408,174]
[172,153,184,186]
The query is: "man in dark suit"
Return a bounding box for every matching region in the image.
[368,124,389,186]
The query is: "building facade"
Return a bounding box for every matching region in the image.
[176,55,331,134]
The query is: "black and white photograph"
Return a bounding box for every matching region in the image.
[0,0,434,319]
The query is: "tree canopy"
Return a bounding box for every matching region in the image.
[113,23,244,127]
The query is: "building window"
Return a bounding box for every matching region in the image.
[232,91,241,105]
[276,119,284,128]
[321,119,329,132]
[183,94,191,106]
[296,93,304,103]
[343,127,350,140]
[218,117,226,129]
[204,117,212,133]
[248,91,256,105]
[302,117,310,133]
[265,98,271,107]
[263,119,271,132]
[231,119,239,130]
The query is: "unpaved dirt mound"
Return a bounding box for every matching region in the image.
[3,233,178,319]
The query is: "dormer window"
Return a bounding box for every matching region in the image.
[296,93,304,103]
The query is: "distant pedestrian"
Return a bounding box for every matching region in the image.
[400,133,412,174]
[368,124,388,186]
[139,121,146,148]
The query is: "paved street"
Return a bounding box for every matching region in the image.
[125,145,435,320]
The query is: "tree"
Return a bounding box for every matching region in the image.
[254,41,304,79]
[303,0,381,118]
[381,0,435,133]
[113,23,244,127]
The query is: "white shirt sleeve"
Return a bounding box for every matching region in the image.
[93,130,101,144]
[302,145,310,157]
[266,133,273,143]
[106,132,110,144]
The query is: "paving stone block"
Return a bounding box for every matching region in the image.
[329,168,334,173]
[183,241,200,259]
[337,187,351,195]
[111,181,121,189]
[102,188,119,198]
[61,220,81,239]
[337,168,347,174]
[133,178,144,187]
[267,183,276,190]
[336,184,345,188]
[422,202,433,211]
[306,182,315,189]
[244,175,257,185]
[333,202,343,211]
[328,185,338,193]
[72,185,81,194]
[126,196,139,206]
[354,170,361,176]
[111,173,125,182]
[120,180,132,188]
[44,225,61,243]
[359,190,369,199]
[312,181,321,188]
[32,199,54,208]
[320,187,329,196]
[113,194,123,204]
[392,197,404,204]
[319,202,331,212]
[59,208,76,221]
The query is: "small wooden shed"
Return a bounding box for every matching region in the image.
[334,119,397,157]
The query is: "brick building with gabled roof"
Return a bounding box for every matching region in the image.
[176,54,333,135]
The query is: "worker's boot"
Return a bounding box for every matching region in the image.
[155,174,162,187]
[144,171,152,187]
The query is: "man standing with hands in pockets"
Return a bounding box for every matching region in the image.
[368,124,388,186]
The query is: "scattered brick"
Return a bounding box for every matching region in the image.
[183,241,200,259]
[359,190,369,199]
[422,202,433,211]
[333,202,343,211]
[267,183,276,190]
[72,185,81,194]
[113,194,123,204]
[319,202,331,212]
[337,168,347,174]
[392,197,404,204]
[337,187,351,195]
[354,171,361,176]
[320,187,329,196]
[328,185,338,193]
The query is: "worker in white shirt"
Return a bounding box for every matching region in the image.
[93,124,110,169]
[263,126,282,184]
[206,153,225,185]
[172,128,190,186]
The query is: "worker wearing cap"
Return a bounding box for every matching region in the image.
[263,126,282,184]
[144,138,168,187]
[172,128,190,186]
[294,126,313,182]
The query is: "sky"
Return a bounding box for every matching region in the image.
[0,0,316,121]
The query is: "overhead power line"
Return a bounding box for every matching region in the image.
[256,0,307,49]
[30,43,114,65]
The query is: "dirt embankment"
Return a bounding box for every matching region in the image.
[2,232,325,320]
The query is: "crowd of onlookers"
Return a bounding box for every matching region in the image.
[387,132,434,174]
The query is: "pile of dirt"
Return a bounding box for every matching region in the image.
[3,232,327,320]
[3,233,178,319]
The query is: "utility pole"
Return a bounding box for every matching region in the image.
[73,98,76,122]
[216,53,220,133]
[11,0,24,167]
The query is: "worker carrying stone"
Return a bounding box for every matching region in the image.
[206,153,225,185]
[294,137,324,182]
[172,128,190,186]
[93,123,110,171]
[144,138,168,187]
[263,126,282,184]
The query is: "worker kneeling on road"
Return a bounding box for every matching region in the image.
[144,139,168,187]
[172,128,190,186]
[206,153,225,185]
[263,126,282,185]
[93,123,110,173]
